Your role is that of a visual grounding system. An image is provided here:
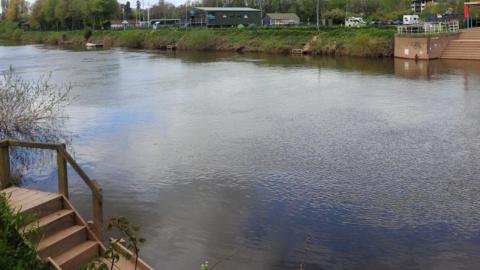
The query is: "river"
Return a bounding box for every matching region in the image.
[1,44,480,270]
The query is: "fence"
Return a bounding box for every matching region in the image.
[0,140,103,239]
[397,21,460,36]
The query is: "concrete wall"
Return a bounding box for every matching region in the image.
[394,33,459,60]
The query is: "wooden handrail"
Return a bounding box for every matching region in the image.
[7,139,59,150]
[0,139,103,239]
[57,146,102,199]
[0,140,102,198]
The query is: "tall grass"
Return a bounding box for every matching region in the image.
[179,29,219,51]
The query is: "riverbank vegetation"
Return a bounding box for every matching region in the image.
[0,0,468,57]
[0,24,396,57]
[0,192,50,269]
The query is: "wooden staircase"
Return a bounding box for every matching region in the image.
[441,28,480,60]
[0,140,153,270]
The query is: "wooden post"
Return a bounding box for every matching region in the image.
[0,144,11,189]
[92,180,103,240]
[56,144,68,198]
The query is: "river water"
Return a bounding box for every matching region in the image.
[1,45,480,270]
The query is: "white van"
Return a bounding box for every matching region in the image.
[403,15,419,25]
[345,17,366,27]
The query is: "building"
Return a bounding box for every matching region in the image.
[110,20,137,29]
[263,13,300,26]
[191,7,261,27]
[411,0,435,13]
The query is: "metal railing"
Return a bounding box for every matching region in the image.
[0,140,103,239]
[397,21,460,35]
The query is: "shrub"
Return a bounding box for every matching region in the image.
[12,29,24,41]
[0,67,71,140]
[0,192,49,269]
[115,30,145,48]
[84,28,93,41]
[180,30,218,51]
[323,8,346,25]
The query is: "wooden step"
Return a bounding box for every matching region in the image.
[53,241,99,270]
[99,258,122,270]
[19,194,63,219]
[22,209,75,238]
[39,225,87,259]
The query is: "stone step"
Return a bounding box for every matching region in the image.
[441,56,480,60]
[442,54,480,58]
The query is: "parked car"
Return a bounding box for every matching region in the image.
[345,17,367,27]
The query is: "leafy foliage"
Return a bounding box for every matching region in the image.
[29,0,118,30]
[0,192,50,270]
[84,27,93,40]
[4,0,28,22]
[200,261,209,270]
[107,215,146,270]
[82,215,146,270]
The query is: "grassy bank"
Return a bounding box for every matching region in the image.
[0,23,396,57]
[0,192,50,269]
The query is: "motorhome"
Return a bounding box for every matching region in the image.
[345,17,366,27]
[403,15,420,25]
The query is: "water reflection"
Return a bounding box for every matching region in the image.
[1,45,480,270]
[395,58,480,84]
[0,67,71,182]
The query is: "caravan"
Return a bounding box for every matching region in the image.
[403,15,419,25]
[345,17,366,27]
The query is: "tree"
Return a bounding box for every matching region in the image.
[92,0,118,28]
[1,0,9,19]
[5,0,28,22]
[30,0,47,29]
[45,0,60,29]
[124,1,132,19]
[323,8,347,24]
[54,0,83,30]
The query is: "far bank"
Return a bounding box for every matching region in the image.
[0,25,396,57]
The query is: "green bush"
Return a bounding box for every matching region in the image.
[0,21,20,39]
[0,192,50,269]
[12,29,24,41]
[84,28,93,41]
[180,30,218,51]
[114,30,145,48]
